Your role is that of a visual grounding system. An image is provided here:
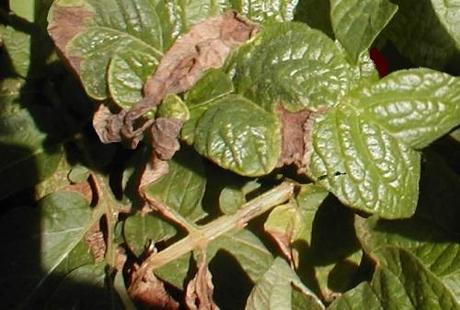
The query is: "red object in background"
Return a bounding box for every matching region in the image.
[369,47,389,77]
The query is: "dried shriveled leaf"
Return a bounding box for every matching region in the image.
[92,104,124,144]
[142,10,258,100]
[85,222,106,263]
[121,11,259,146]
[186,255,220,310]
[150,118,183,160]
[128,270,179,310]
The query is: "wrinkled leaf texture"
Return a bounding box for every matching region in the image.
[48,0,298,107]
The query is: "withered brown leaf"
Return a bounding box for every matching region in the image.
[121,10,259,145]
[85,222,106,263]
[128,270,179,310]
[185,254,220,310]
[92,104,124,144]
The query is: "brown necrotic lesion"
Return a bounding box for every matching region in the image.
[94,11,259,162]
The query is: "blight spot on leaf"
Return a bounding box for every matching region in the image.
[48,4,94,71]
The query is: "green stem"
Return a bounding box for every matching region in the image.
[135,182,294,276]
[93,174,119,269]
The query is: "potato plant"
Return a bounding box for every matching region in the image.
[1,0,460,309]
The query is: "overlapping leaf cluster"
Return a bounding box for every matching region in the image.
[1,0,460,309]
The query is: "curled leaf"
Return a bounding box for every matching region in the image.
[186,254,220,310]
[142,10,258,99]
[85,222,106,263]
[150,118,183,161]
[121,10,259,146]
[92,104,124,144]
[128,270,179,310]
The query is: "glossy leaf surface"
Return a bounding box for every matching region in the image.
[194,95,281,176]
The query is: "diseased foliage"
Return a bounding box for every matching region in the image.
[1,0,460,309]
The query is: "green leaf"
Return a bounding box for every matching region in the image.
[431,0,460,49]
[265,184,328,244]
[1,1,54,77]
[308,106,421,218]
[35,157,72,200]
[330,0,398,63]
[167,0,298,35]
[154,252,192,289]
[144,147,207,222]
[330,248,460,309]
[292,193,361,301]
[372,247,459,309]
[107,49,158,108]
[219,186,247,215]
[194,95,281,176]
[351,69,460,149]
[231,0,300,23]
[0,26,32,77]
[309,69,460,218]
[123,213,177,257]
[181,103,214,145]
[184,69,234,106]
[208,229,274,283]
[0,191,93,308]
[158,94,189,121]
[45,263,123,309]
[181,69,234,145]
[68,164,90,184]
[230,22,354,111]
[0,79,62,199]
[355,215,460,302]
[385,0,459,69]
[327,282,383,310]
[245,257,324,310]
[48,0,170,99]
[48,0,297,102]
[10,0,35,22]
[155,229,274,290]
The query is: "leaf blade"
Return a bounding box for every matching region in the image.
[330,0,398,63]
[308,107,420,218]
[353,69,460,149]
[194,95,281,176]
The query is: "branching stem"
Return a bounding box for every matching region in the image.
[134,182,294,279]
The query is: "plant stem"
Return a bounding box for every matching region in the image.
[93,173,119,269]
[135,181,294,276]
